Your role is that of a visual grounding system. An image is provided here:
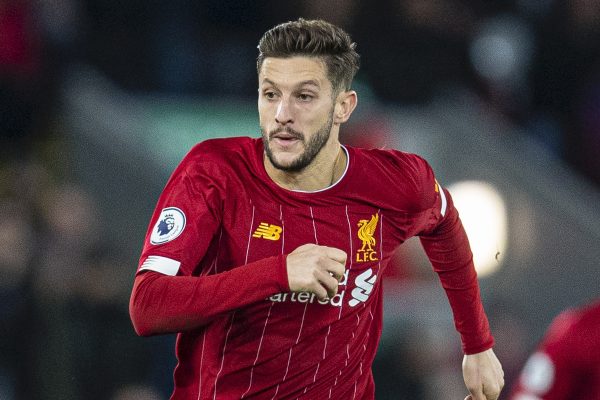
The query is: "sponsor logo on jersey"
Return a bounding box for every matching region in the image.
[349,268,377,307]
[268,270,349,307]
[252,222,282,241]
[150,207,186,245]
[268,268,378,308]
[356,214,379,262]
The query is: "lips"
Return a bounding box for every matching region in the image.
[270,129,303,148]
[272,137,300,150]
[273,133,298,140]
[270,129,303,141]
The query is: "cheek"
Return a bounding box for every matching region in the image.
[258,102,275,123]
[305,108,331,129]
[257,111,269,129]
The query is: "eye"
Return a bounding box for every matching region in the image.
[298,93,314,102]
[263,91,277,100]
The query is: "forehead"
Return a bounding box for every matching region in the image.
[259,56,331,90]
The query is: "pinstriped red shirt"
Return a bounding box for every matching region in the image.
[129,137,493,399]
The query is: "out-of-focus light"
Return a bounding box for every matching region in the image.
[447,181,507,277]
[469,15,533,84]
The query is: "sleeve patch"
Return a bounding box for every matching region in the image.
[519,352,555,395]
[436,180,447,217]
[140,255,181,276]
[150,207,186,245]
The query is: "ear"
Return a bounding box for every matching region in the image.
[333,90,358,125]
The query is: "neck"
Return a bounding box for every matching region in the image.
[264,141,347,192]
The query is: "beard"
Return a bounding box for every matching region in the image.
[261,113,334,173]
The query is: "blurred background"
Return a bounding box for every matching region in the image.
[1,0,599,399]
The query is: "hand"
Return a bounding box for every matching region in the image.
[286,244,347,301]
[462,348,504,400]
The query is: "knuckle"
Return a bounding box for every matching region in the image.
[466,383,479,393]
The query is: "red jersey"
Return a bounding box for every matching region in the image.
[129,137,493,399]
[510,299,600,400]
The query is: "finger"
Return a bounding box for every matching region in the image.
[464,396,472,400]
[323,246,347,264]
[293,243,311,251]
[312,281,329,301]
[327,261,346,282]
[467,387,485,400]
[316,270,339,298]
[482,381,502,400]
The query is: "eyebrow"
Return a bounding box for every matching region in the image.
[261,78,321,90]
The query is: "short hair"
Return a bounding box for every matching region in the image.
[257,18,360,94]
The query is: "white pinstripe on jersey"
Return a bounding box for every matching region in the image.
[196,331,206,400]
[327,208,381,398]
[240,204,284,398]
[272,205,313,399]
[197,221,226,399]
[304,206,330,395]
[326,205,356,398]
[205,226,224,275]
[212,203,255,399]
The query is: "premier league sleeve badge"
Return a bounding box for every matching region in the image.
[150,207,186,245]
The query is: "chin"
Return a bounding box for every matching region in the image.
[270,152,307,172]
[273,155,300,169]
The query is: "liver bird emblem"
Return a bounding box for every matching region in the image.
[357,214,379,252]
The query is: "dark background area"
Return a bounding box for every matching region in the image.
[1,1,599,399]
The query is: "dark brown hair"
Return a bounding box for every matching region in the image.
[257,18,360,93]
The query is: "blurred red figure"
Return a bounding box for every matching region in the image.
[0,0,39,76]
[0,0,43,157]
[510,298,600,400]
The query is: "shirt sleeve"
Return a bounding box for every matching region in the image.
[129,144,289,336]
[412,158,494,354]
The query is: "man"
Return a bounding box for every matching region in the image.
[510,298,600,400]
[129,18,504,399]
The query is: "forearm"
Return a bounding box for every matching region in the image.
[129,255,288,336]
[420,205,493,354]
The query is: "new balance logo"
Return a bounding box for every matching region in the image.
[349,268,377,307]
[252,222,282,241]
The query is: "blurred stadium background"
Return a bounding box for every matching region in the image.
[1,1,599,399]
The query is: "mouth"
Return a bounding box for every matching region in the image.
[270,130,303,148]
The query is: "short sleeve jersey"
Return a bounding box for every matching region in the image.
[136,137,492,400]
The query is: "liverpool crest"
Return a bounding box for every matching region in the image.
[356,214,379,262]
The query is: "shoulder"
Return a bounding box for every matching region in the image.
[354,147,431,173]
[179,136,258,172]
[185,136,258,163]
[545,300,600,346]
[351,147,437,211]
[170,137,259,189]
[563,300,600,335]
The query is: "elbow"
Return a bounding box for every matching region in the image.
[129,274,160,337]
[129,307,153,337]
[129,294,155,337]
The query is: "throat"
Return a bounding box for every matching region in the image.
[265,146,347,192]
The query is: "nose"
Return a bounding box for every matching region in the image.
[275,98,293,125]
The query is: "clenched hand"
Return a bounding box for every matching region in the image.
[463,348,504,400]
[286,244,347,301]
